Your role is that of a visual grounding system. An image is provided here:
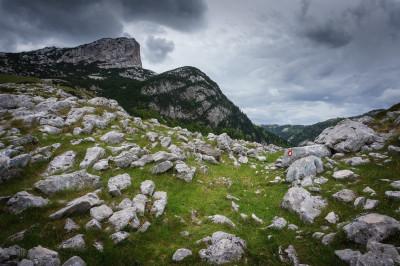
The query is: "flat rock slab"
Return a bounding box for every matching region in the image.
[172,248,192,262]
[44,151,76,176]
[140,180,155,196]
[90,204,113,221]
[49,193,103,220]
[35,170,102,195]
[58,234,86,250]
[79,147,105,168]
[333,170,356,180]
[199,231,246,264]
[28,246,60,266]
[332,189,356,202]
[175,163,195,182]
[149,161,173,174]
[100,130,125,144]
[108,207,138,231]
[7,191,50,214]
[343,213,400,245]
[385,191,400,200]
[206,215,237,228]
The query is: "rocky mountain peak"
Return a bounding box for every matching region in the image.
[58,37,142,68]
[0,37,142,69]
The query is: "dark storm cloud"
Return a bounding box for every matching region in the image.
[145,36,175,63]
[0,0,206,51]
[303,23,351,48]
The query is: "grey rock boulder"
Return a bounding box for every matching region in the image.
[44,151,76,176]
[140,180,155,196]
[342,157,370,166]
[110,231,130,244]
[332,189,356,202]
[333,170,356,180]
[79,147,105,168]
[64,218,79,232]
[172,248,192,262]
[90,204,113,221]
[49,192,103,219]
[286,155,324,182]
[385,191,400,200]
[108,207,137,231]
[281,187,328,223]
[167,145,186,160]
[267,216,287,230]
[152,151,179,162]
[150,191,167,218]
[217,133,232,151]
[343,213,400,245]
[58,234,85,250]
[175,163,195,182]
[35,170,102,195]
[282,145,331,167]
[100,131,125,144]
[202,154,219,165]
[132,194,148,216]
[112,151,137,168]
[62,256,86,266]
[206,215,237,228]
[7,191,50,214]
[107,173,131,197]
[149,161,173,174]
[28,246,60,266]
[315,119,379,153]
[196,144,221,160]
[199,231,247,265]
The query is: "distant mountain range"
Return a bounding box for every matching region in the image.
[260,109,383,146]
[0,38,289,146]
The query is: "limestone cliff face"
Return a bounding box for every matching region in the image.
[58,38,142,68]
[0,37,142,69]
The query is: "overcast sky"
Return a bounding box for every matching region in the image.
[1,0,400,125]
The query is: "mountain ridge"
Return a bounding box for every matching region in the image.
[0,38,289,146]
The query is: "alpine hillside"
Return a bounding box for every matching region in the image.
[0,38,288,147]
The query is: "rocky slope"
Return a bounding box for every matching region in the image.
[0,38,288,145]
[0,77,399,265]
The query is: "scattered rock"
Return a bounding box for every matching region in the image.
[138,221,151,232]
[267,216,287,230]
[149,161,173,174]
[100,130,125,144]
[150,191,168,218]
[35,170,102,195]
[315,119,379,153]
[62,256,86,266]
[58,234,86,250]
[90,204,113,221]
[64,218,79,232]
[322,233,336,245]
[140,180,155,196]
[286,155,324,182]
[281,187,327,223]
[332,189,356,202]
[202,154,219,165]
[110,231,130,244]
[206,215,237,228]
[79,147,105,168]
[175,163,195,182]
[199,231,246,264]
[342,157,370,166]
[107,173,131,197]
[132,194,148,216]
[354,197,366,209]
[325,211,339,224]
[333,170,356,180]
[282,145,331,167]
[49,192,103,219]
[343,213,400,245]
[172,248,192,262]
[112,151,137,168]
[108,207,137,231]
[28,246,60,266]
[85,219,101,230]
[385,191,400,200]
[217,133,232,151]
[44,150,76,176]
[7,191,50,214]
[251,213,264,224]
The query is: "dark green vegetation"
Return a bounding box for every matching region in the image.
[0,52,289,147]
[261,109,382,146]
